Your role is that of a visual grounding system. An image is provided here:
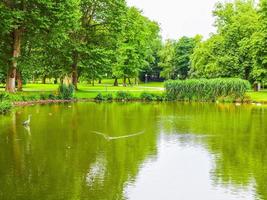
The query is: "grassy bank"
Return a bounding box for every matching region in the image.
[0,81,267,114]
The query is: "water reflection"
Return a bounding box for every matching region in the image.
[0,102,266,200]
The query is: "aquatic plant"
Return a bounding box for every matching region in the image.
[165,78,250,102]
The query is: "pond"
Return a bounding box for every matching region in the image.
[0,102,266,200]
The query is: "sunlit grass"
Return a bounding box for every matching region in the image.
[246,90,267,102]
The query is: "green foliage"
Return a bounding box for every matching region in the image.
[165,78,251,102]
[115,91,134,101]
[140,92,154,101]
[58,84,75,100]
[106,93,113,101]
[95,93,105,101]
[0,101,12,114]
[250,0,267,82]
[190,0,264,83]
[113,7,161,82]
[159,36,201,80]
[140,92,165,101]
[40,93,59,100]
[0,0,81,92]
[95,93,113,101]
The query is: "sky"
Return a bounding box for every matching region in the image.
[127,0,218,40]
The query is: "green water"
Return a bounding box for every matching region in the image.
[0,102,266,200]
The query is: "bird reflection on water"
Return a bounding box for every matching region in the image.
[91,130,145,141]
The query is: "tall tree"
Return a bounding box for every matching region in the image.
[191,0,260,81]
[0,0,80,92]
[113,7,161,86]
[251,0,267,84]
[158,40,175,79]
[67,0,126,90]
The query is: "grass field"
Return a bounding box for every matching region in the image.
[0,81,164,92]
[246,90,267,102]
[0,81,165,101]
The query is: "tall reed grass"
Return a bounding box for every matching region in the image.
[165,78,250,102]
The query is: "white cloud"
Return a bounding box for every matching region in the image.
[127,0,217,40]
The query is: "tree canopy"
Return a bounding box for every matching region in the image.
[0,0,267,92]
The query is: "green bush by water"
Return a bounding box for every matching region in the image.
[165,78,250,102]
[115,91,134,101]
[94,92,166,102]
[58,84,75,100]
[95,93,113,101]
[0,101,12,114]
[140,92,165,102]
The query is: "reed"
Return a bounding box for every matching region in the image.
[165,78,250,102]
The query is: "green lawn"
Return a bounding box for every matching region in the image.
[0,81,165,92]
[0,81,165,101]
[246,90,267,102]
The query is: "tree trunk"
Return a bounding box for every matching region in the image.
[134,78,138,85]
[72,52,78,90]
[254,83,261,91]
[123,76,126,87]
[92,79,95,86]
[114,78,118,86]
[16,70,23,91]
[6,29,22,93]
[98,79,102,84]
[128,78,131,85]
[92,74,95,86]
[42,75,46,84]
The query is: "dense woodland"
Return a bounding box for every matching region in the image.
[0,0,266,92]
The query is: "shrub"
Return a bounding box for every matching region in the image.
[140,92,155,101]
[165,78,250,102]
[0,93,9,101]
[48,93,58,100]
[0,101,12,114]
[140,92,166,102]
[115,91,134,101]
[23,95,40,101]
[95,93,105,101]
[105,93,113,101]
[40,93,49,100]
[58,84,75,100]
[95,93,113,101]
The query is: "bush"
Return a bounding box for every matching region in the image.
[0,93,9,101]
[48,93,58,100]
[40,93,49,100]
[105,93,113,101]
[115,91,134,101]
[0,101,12,114]
[140,92,166,102]
[95,93,113,101]
[58,84,75,100]
[140,92,154,101]
[95,93,105,101]
[165,78,250,102]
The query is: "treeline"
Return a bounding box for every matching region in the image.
[1,0,267,93]
[0,0,161,92]
[159,0,267,88]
